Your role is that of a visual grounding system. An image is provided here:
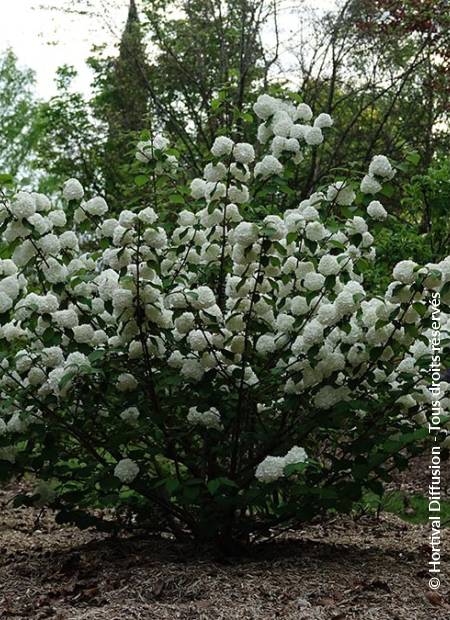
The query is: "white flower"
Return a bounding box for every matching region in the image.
[257,123,272,144]
[66,352,90,368]
[276,313,295,333]
[228,185,249,204]
[314,385,350,409]
[369,155,394,179]
[119,210,137,228]
[120,407,140,423]
[283,446,308,466]
[41,346,64,367]
[59,231,79,250]
[255,456,285,483]
[190,286,216,310]
[291,296,308,315]
[187,406,222,430]
[254,155,283,178]
[256,334,276,354]
[10,192,36,219]
[178,210,197,227]
[302,319,324,346]
[367,200,387,221]
[272,114,293,137]
[136,136,168,162]
[204,162,227,182]
[205,181,226,202]
[318,254,340,276]
[117,373,138,392]
[317,303,337,326]
[346,216,368,235]
[327,181,355,206]
[38,233,60,256]
[63,179,84,201]
[303,272,325,291]
[285,137,300,153]
[314,113,333,129]
[72,324,95,344]
[187,329,209,352]
[234,221,259,246]
[360,174,382,194]
[153,134,169,151]
[28,213,50,235]
[48,210,67,228]
[190,178,207,200]
[84,196,108,217]
[0,259,18,276]
[114,458,139,483]
[112,288,133,313]
[174,312,195,334]
[304,127,323,145]
[296,103,313,121]
[335,291,357,315]
[305,221,326,241]
[233,142,255,164]
[28,367,46,386]
[181,358,204,381]
[0,276,19,300]
[393,260,418,284]
[42,258,68,284]
[33,193,51,212]
[211,136,234,157]
[15,351,33,373]
[253,94,279,120]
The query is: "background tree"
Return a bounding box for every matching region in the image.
[285,0,450,195]
[0,49,40,183]
[31,65,104,196]
[90,0,150,203]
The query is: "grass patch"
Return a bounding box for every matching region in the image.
[360,490,450,526]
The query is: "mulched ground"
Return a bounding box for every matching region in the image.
[0,457,449,620]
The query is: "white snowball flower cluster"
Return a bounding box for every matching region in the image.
[255,445,308,483]
[367,200,388,221]
[120,406,140,423]
[136,134,169,162]
[326,181,356,206]
[369,155,395,179]
[135,134,177,173]
[63,178,84,201]
[361,154,395,195]
[187,406,222,430]
[393,260,418,284]
[251,94,334,164]
[114,458,140,483]
[211,136,234,157]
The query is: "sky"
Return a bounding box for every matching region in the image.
[2,0,334,99]
[2,0,130,98]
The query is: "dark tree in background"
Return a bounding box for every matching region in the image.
[285,0,450,199]
[97,0,150,203]
[138,0,275,157]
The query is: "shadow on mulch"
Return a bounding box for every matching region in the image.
[0,472,448,620]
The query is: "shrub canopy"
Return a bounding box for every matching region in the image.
[0,93,449,547]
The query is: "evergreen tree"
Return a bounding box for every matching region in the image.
[94,0,150,204]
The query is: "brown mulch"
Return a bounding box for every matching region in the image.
[0,464,449,620]
[391,452,450,498]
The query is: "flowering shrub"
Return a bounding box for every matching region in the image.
[0,93,450,548]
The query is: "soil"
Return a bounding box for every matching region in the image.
[0,456,449,620]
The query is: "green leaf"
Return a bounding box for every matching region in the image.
[134,175,149,187]
[169,194,185,205]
